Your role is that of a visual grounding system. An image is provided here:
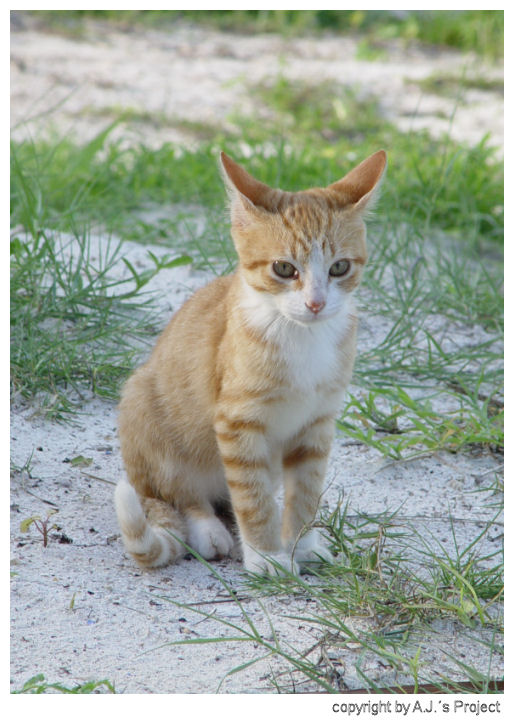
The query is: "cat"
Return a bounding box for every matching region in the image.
[115,149,386,575]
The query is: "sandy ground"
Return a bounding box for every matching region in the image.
[10,16,503,694]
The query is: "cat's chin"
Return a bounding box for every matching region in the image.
[282,309,339,327]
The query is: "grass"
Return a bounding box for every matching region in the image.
[10,18,503,693]
[236,77,503,244]
[151,512,503,693]
[11,673,115,693]
[11,76,504,438]
[247,502,504,631]
[10,217,191,418]
[411,72,504,98]
[11,122,195,418]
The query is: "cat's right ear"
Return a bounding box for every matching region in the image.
[220,152,275,228]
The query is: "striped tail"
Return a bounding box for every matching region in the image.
[114,479,186,568]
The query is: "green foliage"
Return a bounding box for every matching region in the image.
[10,41,503,440]
[10,11,503,695]
[338,388,503,460]
[10,134,224,236]
[10,155,192,418]
[394,10,504,59]
[12,673,115,694]
[10,99,503,436]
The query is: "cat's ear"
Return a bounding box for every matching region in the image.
[329,150,387,212]
[220,152,278,226]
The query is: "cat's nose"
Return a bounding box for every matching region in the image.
[305,300,326,315]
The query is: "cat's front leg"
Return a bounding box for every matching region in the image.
[214,411,298,576]
[282,415,336,569]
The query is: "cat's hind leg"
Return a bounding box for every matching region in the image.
[168,463,234,560]
[184,504,234,560]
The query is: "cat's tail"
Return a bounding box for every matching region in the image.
[114,479,187,568]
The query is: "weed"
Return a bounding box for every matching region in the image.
[19,510,58,547]
[12,673,115,693]
[10,222,191,418]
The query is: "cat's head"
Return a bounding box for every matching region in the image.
[220,150,386,327]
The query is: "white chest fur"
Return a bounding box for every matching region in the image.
[273,314,350,388]
[238,279,354,440]
[269,320,350,439]
[239,278,353,386]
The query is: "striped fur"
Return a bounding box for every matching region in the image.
[116,150,386,574]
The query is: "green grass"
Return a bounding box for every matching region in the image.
[11,128,193,418]
[241,502,503,628]
[25,10,504,60]
[338,215,503,459]
[11,81,504,242]
[412,72,504,98]
[11,673,115,693]
[10,223,191,418]
[235,77,503,243]
[150,513,502,693]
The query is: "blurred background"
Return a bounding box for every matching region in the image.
[11,9,503,247]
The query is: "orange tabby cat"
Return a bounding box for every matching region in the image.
[115,149,386,575]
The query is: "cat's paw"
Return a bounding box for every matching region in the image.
[291,530,334,568]
[242,543,299,577]
[187,516,234,560]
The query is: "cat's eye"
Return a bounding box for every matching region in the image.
[329,259,351,277]
[272,260,298,279]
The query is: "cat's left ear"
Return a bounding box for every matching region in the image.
[219,151,278,229]
[329,150,387,212]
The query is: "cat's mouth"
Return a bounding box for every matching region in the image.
[283,308,337,326]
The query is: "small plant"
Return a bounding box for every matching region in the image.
[10,450,35,478]
[12,673,115,694]
[19,510,58,547]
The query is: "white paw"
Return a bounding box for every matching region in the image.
[187,517,233,560]
[291,529,334,567]
[242,543,299,577]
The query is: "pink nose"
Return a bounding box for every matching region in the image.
[305,300,326,315]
